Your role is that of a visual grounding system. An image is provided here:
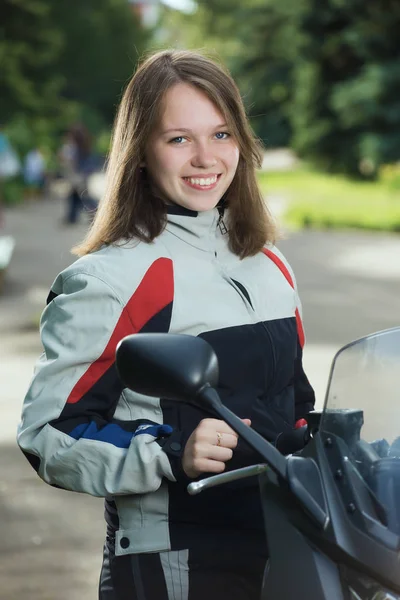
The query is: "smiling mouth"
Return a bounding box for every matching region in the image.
[182,174,221,190]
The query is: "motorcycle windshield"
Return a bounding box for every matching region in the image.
[320,326,400,537]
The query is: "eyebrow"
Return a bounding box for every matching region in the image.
[162,123,228,135]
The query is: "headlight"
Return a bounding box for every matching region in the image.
[342,565,400,600]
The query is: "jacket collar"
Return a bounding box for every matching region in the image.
[165,204,225,251]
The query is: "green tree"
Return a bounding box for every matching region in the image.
[1,0,149,156]
[290,0,400,176]
[0,0,64,121]
[221,0,301,148]
[49,0,149,127]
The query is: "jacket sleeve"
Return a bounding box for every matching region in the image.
[267,245,315,420]
[291,275,316,421]
[17,271,176,497]
[293,340,315,421]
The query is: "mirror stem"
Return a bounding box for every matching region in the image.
[199,386,287,480]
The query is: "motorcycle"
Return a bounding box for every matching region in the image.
[115,327,400,600]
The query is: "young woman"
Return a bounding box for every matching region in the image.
[18,49,315,600]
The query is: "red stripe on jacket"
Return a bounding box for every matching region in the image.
[262,248,305,348]
[67,257,174,404]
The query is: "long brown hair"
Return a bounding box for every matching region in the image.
[72,49,277,258]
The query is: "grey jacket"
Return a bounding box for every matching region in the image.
[17,206,314,555]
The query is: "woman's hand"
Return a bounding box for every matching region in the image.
[182,418,251,479]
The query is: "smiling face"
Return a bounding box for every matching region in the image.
[144,83,240,212]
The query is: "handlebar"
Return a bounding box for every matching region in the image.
[275,425,310,455]
[187,425,312,496]
[187,464,269,495]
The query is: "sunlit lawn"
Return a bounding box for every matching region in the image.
[257,168,400,232]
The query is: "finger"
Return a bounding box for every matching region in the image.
[190,440,234,460]
[193,430,238,449]
[215,432,238,449]
[193,459,226,475]
[206,446,233,462]
[212,418,252,432]
[199,419,240,437]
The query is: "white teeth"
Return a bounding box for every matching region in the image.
[185,175,218,186]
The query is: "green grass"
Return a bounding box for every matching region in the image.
[257,168,400,232]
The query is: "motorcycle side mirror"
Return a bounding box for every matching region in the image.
[116,333,288,480]
[116,333,219,402]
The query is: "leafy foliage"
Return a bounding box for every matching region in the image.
[0,0,63,121]
[1,0,148,156]
[49,0,148,124]
[290,0,400,176]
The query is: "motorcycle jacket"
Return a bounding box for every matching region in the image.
[17,205,315,556]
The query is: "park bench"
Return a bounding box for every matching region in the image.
[0,235,15,293]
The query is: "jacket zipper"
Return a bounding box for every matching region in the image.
[217,213,228,235]
[225,274,277,382]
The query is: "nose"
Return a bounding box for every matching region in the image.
[191,141,217,169]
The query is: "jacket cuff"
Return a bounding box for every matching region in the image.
[157,429,193,485]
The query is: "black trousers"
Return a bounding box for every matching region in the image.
[99,541,266,600]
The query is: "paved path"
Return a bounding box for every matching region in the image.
[1,194,400,599]
[0,199,104,600]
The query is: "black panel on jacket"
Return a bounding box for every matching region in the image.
[294,339,316,420]
[46,290,58,305]
[166,205,197,217]
[163,316,306,546]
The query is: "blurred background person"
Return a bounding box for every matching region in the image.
[58,122,98,225]
[23,147,47,200]
[0,126,21,227]
[0,127,21,181]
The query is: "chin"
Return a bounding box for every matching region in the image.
[184,196,221,213]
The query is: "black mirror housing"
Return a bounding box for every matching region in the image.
[116,333,219,401]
